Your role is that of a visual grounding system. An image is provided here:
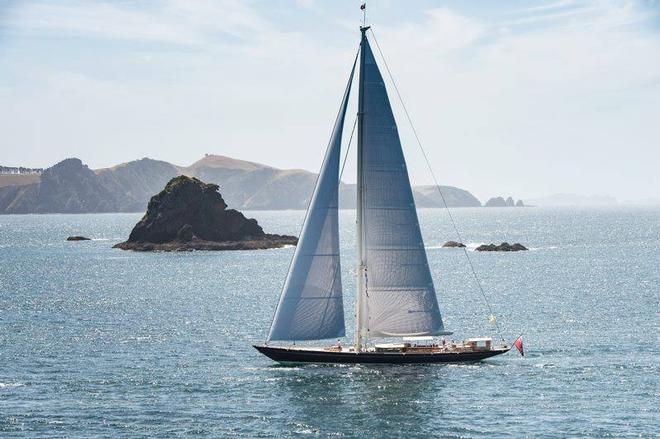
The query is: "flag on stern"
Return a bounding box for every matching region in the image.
[514,336,524,356]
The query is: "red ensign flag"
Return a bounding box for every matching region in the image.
[514,336,524,356]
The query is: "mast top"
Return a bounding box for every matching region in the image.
[360,2,367,29]
[360,26,371,34]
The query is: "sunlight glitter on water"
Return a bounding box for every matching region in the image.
[0,208,658,437]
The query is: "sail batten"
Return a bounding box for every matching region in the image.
[357,31,445,339]
[267,55,357,342]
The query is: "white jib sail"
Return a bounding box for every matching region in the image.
[267,57,357,341]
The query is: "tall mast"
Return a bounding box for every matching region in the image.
[355,26,370,351]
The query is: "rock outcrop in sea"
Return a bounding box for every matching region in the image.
[484,196,525,207]
[113,176,297,251]
[442,241,466,248]
[475,242,528,252]
[67,236,91,241]
[484,196,507,207]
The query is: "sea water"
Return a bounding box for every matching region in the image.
[0,207,658,437]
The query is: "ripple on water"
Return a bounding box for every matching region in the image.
[0,209,658,437]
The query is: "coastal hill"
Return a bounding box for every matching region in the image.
[0,173,40,189]
[181,155,319,210]
[0,155,482,214]
[114,176,297,251]
[413,185,481,208]
[0,159,122,213]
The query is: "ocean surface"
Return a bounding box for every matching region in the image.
[0,207,658,437]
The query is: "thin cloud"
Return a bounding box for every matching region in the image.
[0,1,658,201]
[517,0,578,13]
[0,0,274,45]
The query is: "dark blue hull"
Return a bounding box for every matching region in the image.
[254,345,510,364]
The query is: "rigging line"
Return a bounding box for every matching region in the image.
[368,28,505,341]
[340,115,357,181]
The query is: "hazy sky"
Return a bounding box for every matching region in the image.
[1,0,658,201]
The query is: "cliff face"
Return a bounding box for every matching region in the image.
[0,158,121,214]
[114,176,297,251]
[0,183,38,213]
[484,196,507,207]
[0,158,179,214]
[36,159,120,213]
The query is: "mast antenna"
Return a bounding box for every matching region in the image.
[360,3,366,27]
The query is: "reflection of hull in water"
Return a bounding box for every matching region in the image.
[254,345,510,364]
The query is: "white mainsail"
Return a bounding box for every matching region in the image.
[356,30,446,339]
[267,57,357,341]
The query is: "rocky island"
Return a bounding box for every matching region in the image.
[475,242,528,252]
[67,236,91,241]
[484,196,525,207]
[442,241,466,248]
[113,176,297,251]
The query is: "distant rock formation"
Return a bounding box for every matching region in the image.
[484,196,507,207]
[485,196,524,207]
[475,242,528,252]
[66,236,91,241]
[442,241,466,248]
[0,155,484,214]
[113,176,297,251]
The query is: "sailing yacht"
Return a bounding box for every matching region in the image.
[254,26,511,364]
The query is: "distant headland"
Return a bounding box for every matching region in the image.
[0,155,490,214]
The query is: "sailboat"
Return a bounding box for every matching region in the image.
[254,26,511,364]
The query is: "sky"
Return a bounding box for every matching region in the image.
[0,0,659,202]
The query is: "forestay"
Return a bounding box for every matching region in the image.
[267,57,356,341]
[358,34,446,337]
